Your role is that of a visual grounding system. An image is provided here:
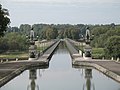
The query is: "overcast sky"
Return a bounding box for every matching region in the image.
[0,0,120,26]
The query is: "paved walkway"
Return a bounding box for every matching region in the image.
[38,40,60,61]
[73,57,120,75]
[94,60,120,75]
[65,39,78,55]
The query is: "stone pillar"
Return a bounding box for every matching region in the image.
[29,42,37,60]
[111,57,114,60]
[1,59,3,63]
[117,58,119,62]
[79,50,82,56]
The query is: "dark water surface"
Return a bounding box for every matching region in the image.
[1,43,120,90]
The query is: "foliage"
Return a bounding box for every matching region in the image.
[7,24,86,40]
[105,36,120,59]
[19,24,31,35]
[91,24,120,59]
[0,4,10,37]
[92,48,105,59]
[46,27,58,40]
[0,52,28,58]
[0,32,28,53]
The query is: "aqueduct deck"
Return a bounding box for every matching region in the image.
[0,39,120,87]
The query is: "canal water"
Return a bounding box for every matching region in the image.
[1,43,120,90]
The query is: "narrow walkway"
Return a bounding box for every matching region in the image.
[38,40,60,62]
[64,39,80,58]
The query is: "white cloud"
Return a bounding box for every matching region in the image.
[9,0,120,4]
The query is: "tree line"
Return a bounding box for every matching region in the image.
[7,24,86,40]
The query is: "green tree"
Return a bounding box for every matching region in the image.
[53,28,58,39]
[8,33,28,51]
[19,24,31,35]
[71,29,79,40]
[11,27,19,32]
[105,36,120,59]
[40,30,46,39]
[0,36,9,53]
[58,30,64,39]
[63,29,68,38]
[46,28,58,40]
[0,32,28,52]
[0,4,10,37]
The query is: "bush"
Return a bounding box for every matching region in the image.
[0,32,29,52]
[92,48,105,59]
[105,36,120,59]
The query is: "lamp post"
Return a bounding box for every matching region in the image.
[84,26,92,57]
[79,34,81,49]
[29,27,37,60]
[81,34,84,57]
[37,36,41,57]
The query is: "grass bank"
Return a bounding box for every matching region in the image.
[0,51,29,59]
[92,48,105,59]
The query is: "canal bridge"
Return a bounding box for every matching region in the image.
[0,38,120,87]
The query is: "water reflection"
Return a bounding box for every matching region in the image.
[83,69,95,90]
[75,66,120,90]
[27,67,47,90]
[27,69,39,90]
[54,41,68,54]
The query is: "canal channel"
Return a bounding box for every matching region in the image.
[1,42,120,90]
